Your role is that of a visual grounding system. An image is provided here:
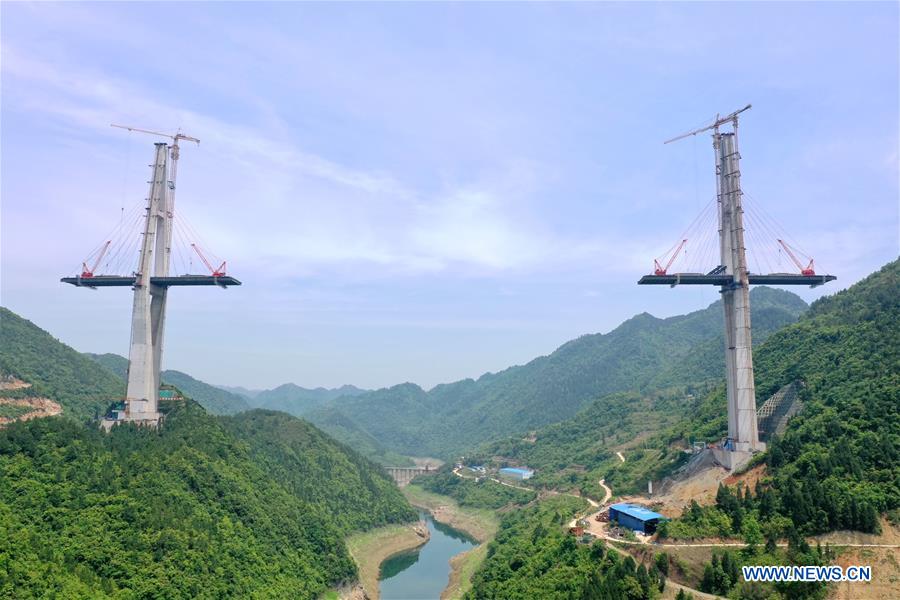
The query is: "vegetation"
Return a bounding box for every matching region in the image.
[415,469,536,510]
[306,287,806,458]
[479,386,712,496]
[0,308,124,420]
[303,405,414,466]
[466,496,666,599]
[752,260,899,535]
[221,409,416,531]
[694,535,832,599]
[250,383,367,414]
[666,259,900,537]
[1,403,341,597]
[0,400,416,598]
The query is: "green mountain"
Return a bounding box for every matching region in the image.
[0,308,123,420]
[302,405,415,466]
[494,259,900,534]
[221,410,415,530]
[309,287,807,458]
[217,385,262,399]
[160,371,250,415]
[87,353,250,415]
[0,401,416,598]
[749,258,899,534]
[1,308,418,597]
[251,382,368,414]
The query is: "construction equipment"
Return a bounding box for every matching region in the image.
[654,239,687,275]
[81,240,111,278]
[777,239,815,275]
[191,243,226,277]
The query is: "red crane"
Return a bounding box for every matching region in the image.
[777,239,815,276]
[81,240,111,278]
[190,243,227,277]
[654,239,687,275]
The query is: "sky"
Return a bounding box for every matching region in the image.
[2,2,898,391]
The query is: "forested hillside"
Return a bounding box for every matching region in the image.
[750,258,899,535]
[0,401,417,598]
[309,287,806,458]
[487,260,900,513]
[462,261,898,599]
[656,260,900,538]
[480,385,711,495]
[302,405,414,466]
[466,496,666,599]
[0,308,123,420]
[87,353,250,415]
[221,410,416,530]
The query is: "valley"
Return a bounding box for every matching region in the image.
[1,259,897,599]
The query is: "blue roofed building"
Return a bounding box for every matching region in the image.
[498,467,534,481]
[608,503,665,534]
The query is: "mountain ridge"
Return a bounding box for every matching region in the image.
[307,286,808,458]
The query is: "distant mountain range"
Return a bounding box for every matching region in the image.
[228,382,369,414]
[2,285,810,464]
[300,287,809,458]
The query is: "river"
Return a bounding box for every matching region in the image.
[379,512,477,599]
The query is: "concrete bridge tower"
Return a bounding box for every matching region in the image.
[124,143,172,424]
[715,129,763,456]
[639,105,836,470]
[63,126,241,428]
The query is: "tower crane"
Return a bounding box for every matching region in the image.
[110,124,199,189]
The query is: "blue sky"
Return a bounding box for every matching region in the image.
[2,2,897,390]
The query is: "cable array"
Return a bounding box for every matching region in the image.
[73,200,227,278]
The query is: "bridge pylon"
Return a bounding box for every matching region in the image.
[640,106,835,470]
[63,129,240,428]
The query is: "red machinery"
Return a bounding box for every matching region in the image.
[777,239,815,276]
[81,240,111,278]
[191,243,227,277]
[654,239,687,275]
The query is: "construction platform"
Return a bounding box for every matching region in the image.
[61,275,241,288]
[638,273,835,287]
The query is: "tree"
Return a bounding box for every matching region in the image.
[742,514,763,553]
[654,552,669,577]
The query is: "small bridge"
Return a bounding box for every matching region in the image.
[384,465,435,487]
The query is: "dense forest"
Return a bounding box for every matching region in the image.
[0,401,416,598]
[482,260,900,516]
[0,308,124,420]
[660,259,900,538]
[466,496,666,599]
[306,287,807,458]
[220,409,416,530]
[458,260,897,598]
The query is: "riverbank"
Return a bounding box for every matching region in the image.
[403,484,498,542]
[403,485,499,599]
[344,520,429,600]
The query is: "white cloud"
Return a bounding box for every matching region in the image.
[3,44,642,282]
